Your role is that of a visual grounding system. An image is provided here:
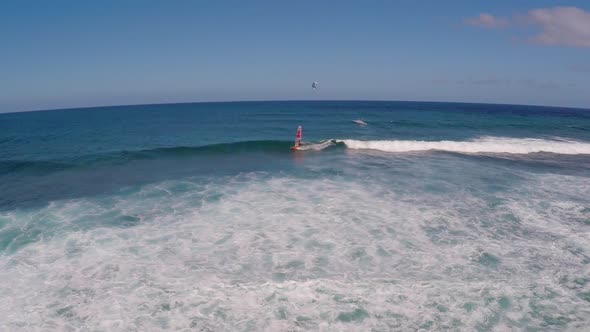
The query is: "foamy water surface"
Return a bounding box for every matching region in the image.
[1,157,590,330]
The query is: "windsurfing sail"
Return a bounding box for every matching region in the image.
[295,126,302,146]
[291,126,302,150]
[312,81,318,90]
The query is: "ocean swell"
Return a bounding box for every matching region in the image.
[0,140,295,176]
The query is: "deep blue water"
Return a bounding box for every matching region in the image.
[1,101,589,330]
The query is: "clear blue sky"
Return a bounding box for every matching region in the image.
[1,0,589,112]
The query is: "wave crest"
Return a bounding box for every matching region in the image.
[337,137,590,155]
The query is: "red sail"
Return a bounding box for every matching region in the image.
[295,126,302,146]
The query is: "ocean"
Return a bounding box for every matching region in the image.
[1,101,589,331]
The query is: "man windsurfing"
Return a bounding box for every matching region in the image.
[291,126,302,150]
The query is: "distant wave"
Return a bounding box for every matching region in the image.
[337,137,590,155]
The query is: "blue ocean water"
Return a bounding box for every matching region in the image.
[0,101,589,330]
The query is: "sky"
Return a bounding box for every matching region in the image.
[1,0,589,113]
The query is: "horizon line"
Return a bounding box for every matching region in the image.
[2,98,589,115]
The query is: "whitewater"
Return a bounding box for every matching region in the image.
[337,136,590,155]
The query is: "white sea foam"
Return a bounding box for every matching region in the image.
[0,173,589,330]
[297,140,336,151]
[338,136,590,155]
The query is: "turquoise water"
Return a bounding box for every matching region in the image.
[1,101,590,330]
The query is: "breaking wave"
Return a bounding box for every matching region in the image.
[337,137,590,155]
[3,137,590,178]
